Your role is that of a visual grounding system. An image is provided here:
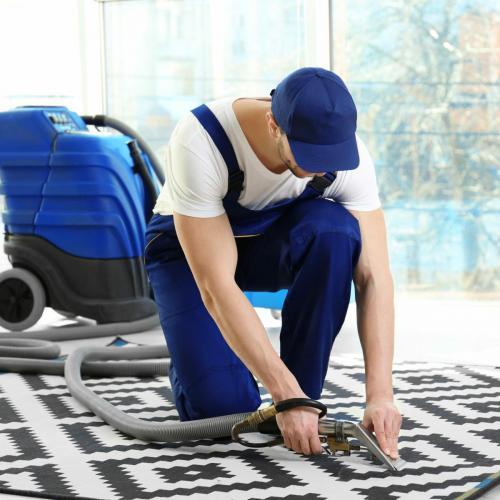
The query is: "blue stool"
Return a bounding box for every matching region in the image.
[244,285,355,319]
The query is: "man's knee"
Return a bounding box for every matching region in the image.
[176,364,262,421]
[289,198,361,241]
[288,200,361,267]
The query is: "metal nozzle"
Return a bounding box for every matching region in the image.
[318,419,404,472]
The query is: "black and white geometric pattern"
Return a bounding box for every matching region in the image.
[0,339,499,500]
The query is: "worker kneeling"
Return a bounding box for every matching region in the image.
[144,67,389,457]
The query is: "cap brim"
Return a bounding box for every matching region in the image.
[288,135,360,173]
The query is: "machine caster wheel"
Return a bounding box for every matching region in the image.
[0,268,46,331]
[270,309,282,320]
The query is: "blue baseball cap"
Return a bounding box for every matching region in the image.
[270,67,359,173]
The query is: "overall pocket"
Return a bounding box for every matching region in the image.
[143,231,165,265]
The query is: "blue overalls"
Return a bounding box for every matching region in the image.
[144,104,362,421]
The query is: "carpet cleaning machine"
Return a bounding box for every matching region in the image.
[0,106,402,472]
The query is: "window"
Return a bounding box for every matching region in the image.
[102,0,499,295]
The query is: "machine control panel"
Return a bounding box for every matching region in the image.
[44,110,80,132]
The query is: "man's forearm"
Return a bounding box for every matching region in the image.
[355,275,395,402]
[202,281,302,401]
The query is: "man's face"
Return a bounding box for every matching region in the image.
[277,131,326,178]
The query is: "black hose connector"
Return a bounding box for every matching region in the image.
[80,115,106,127]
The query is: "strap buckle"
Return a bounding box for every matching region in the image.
[307,173,335,194]
[228,169,244,193]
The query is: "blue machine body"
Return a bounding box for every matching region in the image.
[0,106,156,259]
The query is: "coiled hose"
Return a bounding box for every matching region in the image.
[0,332,258,442]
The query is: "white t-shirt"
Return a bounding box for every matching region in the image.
[152,96,381,218]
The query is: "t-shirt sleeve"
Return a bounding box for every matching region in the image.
[165,140,227,218]
[332,134,382,211]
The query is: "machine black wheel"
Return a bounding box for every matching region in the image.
[0,268,46,331]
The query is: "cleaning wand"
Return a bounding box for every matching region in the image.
[231,397,404,472]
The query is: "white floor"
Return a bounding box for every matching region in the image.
[1,294,498,367]
[337,295,499,367]
[263,296,500,368]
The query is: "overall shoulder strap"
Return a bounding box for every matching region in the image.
[191,104,244,202]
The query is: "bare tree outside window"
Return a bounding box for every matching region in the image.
[333,0,499,294]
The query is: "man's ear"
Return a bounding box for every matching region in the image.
[266,111,281,139]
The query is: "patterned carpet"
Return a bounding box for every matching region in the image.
[0,338,499,500]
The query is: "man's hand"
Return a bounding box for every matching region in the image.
[274,390,324,456]
[361,399,402,460]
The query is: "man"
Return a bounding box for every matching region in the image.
[144,67,401,459]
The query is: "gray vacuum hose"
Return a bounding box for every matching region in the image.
[65,344,257,441]
[0,331,258,442]
[0,314,161,343]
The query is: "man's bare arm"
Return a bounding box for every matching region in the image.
[172,210,302,401]
[348,207,395,402]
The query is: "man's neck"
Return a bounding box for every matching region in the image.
[232,99,288,174]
